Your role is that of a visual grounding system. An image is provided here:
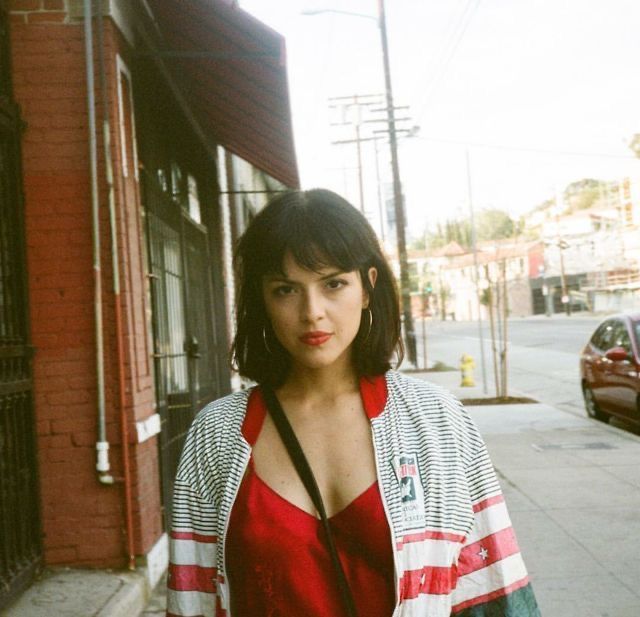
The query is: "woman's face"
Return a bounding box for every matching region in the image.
[262,252,377,374]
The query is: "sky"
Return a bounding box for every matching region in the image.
[239,0,640,241]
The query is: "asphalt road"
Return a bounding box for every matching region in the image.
[414,314,603,416]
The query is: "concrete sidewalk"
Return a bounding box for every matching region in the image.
[423,368,640,617]
[3,567,151,617]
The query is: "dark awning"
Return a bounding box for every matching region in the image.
[144,0,299,188]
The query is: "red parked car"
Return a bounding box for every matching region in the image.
[580,312,640,425]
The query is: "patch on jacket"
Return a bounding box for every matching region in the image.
[391,453,426,529]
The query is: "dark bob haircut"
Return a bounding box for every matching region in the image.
[231,188,403,387]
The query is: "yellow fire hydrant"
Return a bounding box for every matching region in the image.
[460,353,476,387]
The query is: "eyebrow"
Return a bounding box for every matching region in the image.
[264,270,346,284]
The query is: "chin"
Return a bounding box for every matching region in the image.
[292,347,354,372]
[295,355,339,371]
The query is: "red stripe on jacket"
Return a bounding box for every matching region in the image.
[170,530,218,544]
[458,526,520,576]
[168,563,217,593]
[399,565,459,599]
[472,493,504,513]
[396,529,466,550]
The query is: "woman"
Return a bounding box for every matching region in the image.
[166,189,540,617]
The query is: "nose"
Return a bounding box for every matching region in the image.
[301,288,325,324]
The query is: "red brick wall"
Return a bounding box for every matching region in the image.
[102,20,163,557]
[11,3,162,568]
[10,0,67,25]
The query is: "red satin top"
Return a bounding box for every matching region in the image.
[226,381,396,616]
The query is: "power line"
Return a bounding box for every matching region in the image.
[409,0,471,103]
[415,0,483,119]
[412,135,638,160]
[419,0,482,113]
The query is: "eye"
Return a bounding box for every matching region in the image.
[326,278,348,290]
[273,284,296,296]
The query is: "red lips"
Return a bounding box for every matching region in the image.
[299,331,332,346]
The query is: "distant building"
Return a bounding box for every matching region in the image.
[522,177,640,313]
[404,241,467,317]
[439,240,543,321]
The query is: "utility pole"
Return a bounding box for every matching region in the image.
[329,94,384,215]
[554,188,571,316]
[355,122,364,213]
[366,109,416,246]
[377,0,416,365]
[332,109,414,242]
[494,264,503,393]
[484,263,500,397]
[466,149,488,394]
[372,136,385,244]
[500,259,509,397]
[558,238,570,316]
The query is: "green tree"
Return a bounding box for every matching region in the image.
[570,187,600,211]
[476,209,516,241]
[564,178,608,212]
[422,209,518,251]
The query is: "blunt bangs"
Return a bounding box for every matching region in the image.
[245,190,373,280]
[232,189,403,387]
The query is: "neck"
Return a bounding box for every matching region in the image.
[277,359,359,406]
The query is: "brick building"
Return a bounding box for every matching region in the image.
[1,0,298,607]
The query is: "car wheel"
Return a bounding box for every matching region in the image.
[582,384,609,422]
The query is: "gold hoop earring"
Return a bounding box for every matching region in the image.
[363,307,373,342]
[262,325,273,354]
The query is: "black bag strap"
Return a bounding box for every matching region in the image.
[261,387,357,617]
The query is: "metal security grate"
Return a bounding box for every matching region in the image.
[0,4,42,607]
[0,380,41,607]
[142,169,220,526]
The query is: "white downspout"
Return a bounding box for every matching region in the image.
[84,0,113,484]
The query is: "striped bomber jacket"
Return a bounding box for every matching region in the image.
[167,370,540,617]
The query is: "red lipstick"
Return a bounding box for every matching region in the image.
[299,331,332,346]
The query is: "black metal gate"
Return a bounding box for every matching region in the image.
[142,170,223,524]
[0,2,42,609]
